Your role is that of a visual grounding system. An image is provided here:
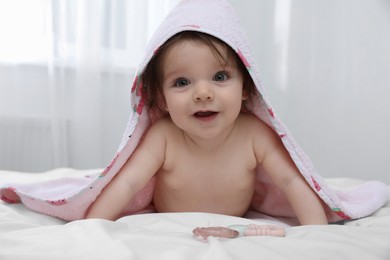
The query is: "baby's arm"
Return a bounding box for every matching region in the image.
[86,123,166,220]
[253,122,328,225]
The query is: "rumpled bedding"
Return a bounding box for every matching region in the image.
[1,169,389,260]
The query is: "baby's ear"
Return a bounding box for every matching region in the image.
[242,90,249,101]
[158,97,168,111]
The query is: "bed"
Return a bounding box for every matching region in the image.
[0,168,389,259]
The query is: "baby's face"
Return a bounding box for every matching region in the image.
[160,39,246,141]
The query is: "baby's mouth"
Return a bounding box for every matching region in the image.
[193,111,218,118]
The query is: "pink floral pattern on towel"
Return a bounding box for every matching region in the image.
[237,49,251,70]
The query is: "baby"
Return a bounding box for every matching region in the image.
[86,31,328,225]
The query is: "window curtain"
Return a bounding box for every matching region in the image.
[0,0,180,172]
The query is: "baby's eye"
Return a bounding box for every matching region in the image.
[174,78,190,87]
[213,71,228,81]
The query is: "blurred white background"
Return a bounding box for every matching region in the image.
[0,0,389,183]
[230,0,390,182]
[0,0,180,171]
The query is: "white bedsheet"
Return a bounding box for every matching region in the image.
[0,169,389,260]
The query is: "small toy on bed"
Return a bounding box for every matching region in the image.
[193,224,286,241]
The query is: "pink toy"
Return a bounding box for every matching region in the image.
[193,224,286,240]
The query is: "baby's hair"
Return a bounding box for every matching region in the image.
[142,31,258,116]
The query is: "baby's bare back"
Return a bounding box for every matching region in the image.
[153,115,259,216]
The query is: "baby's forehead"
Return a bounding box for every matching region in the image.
[161,37,234,66]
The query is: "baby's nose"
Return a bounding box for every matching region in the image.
[193,82,214,101]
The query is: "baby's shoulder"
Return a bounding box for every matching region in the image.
[141,116,177,146]
[239,113,283,153]
[237,113,278,143]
